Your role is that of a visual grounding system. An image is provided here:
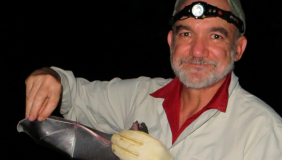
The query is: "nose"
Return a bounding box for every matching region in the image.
[190,37,208,57]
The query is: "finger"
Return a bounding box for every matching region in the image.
[37,98,48,121]
[25,77,34,97]
[119,129,151,140]
[111,134,141,154]
[38,91,60,121]
[29,85,50,121]
[38,96,49,115]
[25,78,34,118]
[25,78,43,119]
[112,143,137,160]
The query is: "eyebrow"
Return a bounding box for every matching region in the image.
[209,27,229,37]
[174,25,229,37]
[174,25,191,33]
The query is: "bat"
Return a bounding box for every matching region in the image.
[17,116,148,160]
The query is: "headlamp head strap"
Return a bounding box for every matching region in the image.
[171,1,244,33]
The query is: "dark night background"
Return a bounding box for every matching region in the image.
[1,0,282,159]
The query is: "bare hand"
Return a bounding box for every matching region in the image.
[25,67,62,121]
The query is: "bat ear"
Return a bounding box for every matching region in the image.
[17,125,23,132]
[17,119,26,132]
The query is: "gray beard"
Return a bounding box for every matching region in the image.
[170,51,235,89]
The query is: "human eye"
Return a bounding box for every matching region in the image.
[180,32,191,37]
[211,34,223,39]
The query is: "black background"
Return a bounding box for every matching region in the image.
[1,0,282,159]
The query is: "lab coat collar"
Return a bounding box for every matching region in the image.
[151,72,239,148]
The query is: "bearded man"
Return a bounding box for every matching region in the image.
[25,0,282,159]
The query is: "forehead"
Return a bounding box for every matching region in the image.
[175,17,233,31]
[174,17,237,40]
[177,0,231,13]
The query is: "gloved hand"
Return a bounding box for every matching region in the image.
[111,130,174,160]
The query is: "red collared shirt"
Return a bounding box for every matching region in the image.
[151,73,231,144]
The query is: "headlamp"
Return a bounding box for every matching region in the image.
[171,1,244,33]
[192,3,204,17]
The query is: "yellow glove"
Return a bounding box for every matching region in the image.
[111,130,174,160]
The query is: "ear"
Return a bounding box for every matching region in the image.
[234,36,247,61]
[167,30,173,49]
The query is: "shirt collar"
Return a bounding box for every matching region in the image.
[150,73,231,112]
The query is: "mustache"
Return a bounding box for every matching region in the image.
[179,57,218,67]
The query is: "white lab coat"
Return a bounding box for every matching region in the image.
[52,66,282,160]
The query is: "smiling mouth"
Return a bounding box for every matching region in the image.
[183,63,210,71]
[184,62,211,66]
[178,57,218,68]
[180,62,217,69]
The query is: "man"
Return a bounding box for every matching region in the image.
[25,0,282,159]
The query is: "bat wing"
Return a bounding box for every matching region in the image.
[17,116,119,160]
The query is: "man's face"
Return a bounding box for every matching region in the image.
[168,0,239,89]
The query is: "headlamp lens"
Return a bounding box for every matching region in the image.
[192,4,204,17]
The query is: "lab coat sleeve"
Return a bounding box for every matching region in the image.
[50,66,150,134]
[244,124,282,160]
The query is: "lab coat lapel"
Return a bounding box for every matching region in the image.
[155,98,173,147]
[169,109,220,149]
